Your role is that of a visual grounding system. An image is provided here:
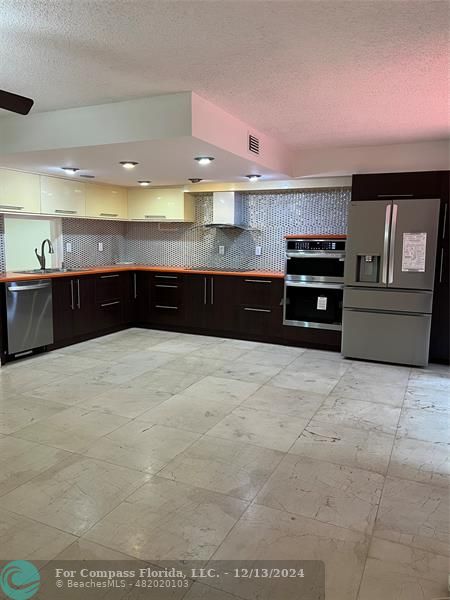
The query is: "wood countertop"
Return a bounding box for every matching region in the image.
[284,234,347,239]
[0,265,284,283]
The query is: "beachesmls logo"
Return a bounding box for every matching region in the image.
[0,561,40,600]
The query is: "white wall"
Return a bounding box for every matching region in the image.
[4,216,61,271]
[292,139,450,177]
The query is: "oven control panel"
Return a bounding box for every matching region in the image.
[287,239,346,251]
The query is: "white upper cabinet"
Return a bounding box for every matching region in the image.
[127,188,195,221]
[0,169,41,213]
[40,176,86,217]
[85,184,127,219]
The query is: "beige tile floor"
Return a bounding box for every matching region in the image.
[0,328,448,599]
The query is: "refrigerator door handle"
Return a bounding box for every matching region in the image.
[442,203,447,240]
[439,247,444,283]
[388,204,398,284]
[382,203,391,284]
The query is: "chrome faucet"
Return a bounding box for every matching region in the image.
[35,239,55,271]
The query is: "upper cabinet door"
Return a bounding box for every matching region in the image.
[40,176,86,217]
[352,172,443,201]
[85,184,127,219]
[0,169,40,213]
[127,188,195,221]
[389,198,440,291]
[344,200,392,288]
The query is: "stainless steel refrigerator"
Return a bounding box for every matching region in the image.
[342,198,440,366]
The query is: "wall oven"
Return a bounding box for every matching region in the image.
[284,236,346,330]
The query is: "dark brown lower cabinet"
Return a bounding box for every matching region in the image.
[184,274,237,332]
[52,273,127,347]
[183,274,208,329]
[94,272,126,330]
[149,273,186,327]
[236,304,283,338]
[235,276,285,339]
[52,276,96,345]
[49,270,341,353]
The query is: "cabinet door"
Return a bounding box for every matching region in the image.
[40,176,86,217]
[127,188,194,221]
[134,272,151,324]
[0,169,40,213]
[184,274,209,329]
[52,278,75,343]
[207,276,237,331]
[72,277,96,337]
[85,184,127,219]
[430,176,449,363]
[352,172,443,201]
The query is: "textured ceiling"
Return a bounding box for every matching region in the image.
[0,0,448,148]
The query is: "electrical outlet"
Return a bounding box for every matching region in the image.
[66,242,72,253]
[255,245,262,256]
[218,245,225,255]
[98,242,103,252]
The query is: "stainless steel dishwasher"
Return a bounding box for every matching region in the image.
[5,279,54,356]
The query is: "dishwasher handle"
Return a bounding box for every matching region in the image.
[7,282,52,292]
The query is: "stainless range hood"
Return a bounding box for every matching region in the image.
[204,192,247,229]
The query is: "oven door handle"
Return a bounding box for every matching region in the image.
[286,251,346,259]
[285,281,344,290]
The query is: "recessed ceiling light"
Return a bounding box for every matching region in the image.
[246,174,261,182]
[194,157,214,165]
[138,180,151,186]
[61,167,80,175]
[119,161,139,169]
[80,174,95,179]
[188,178,203,183]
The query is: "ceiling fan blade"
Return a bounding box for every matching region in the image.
[0,90,34,115]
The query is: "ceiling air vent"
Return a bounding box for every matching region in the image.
[248,133,260,155]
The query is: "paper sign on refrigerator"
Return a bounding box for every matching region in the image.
[401,232,427,272]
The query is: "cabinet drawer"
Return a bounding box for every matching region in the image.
[95,273,125,303]
[152,273,182,282]
[151,284,182,308]
[342,308,432,366]
[238,277,283,306]
[150,302,184,327]
[237,305,280,336]
[96,300,124,330]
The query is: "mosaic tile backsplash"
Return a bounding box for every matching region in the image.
[61,218,127,268]
[123,188,350,272]
[0,187,351,272]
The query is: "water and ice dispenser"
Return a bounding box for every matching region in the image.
[356,255,380,283]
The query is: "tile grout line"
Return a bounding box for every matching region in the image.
[353,367,411,600]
